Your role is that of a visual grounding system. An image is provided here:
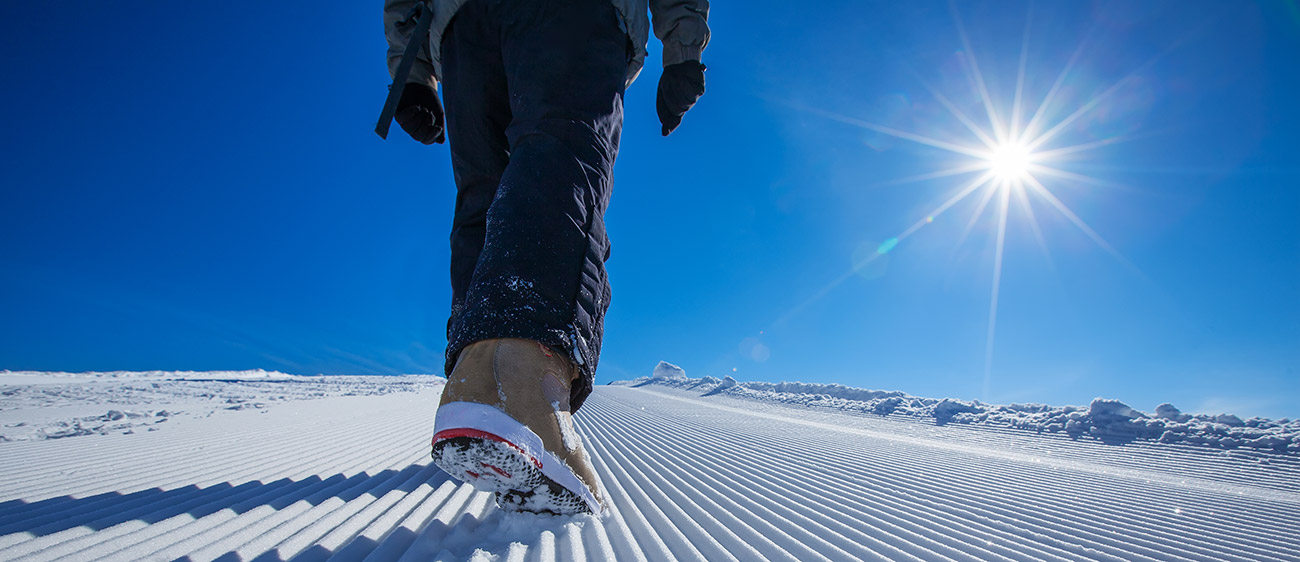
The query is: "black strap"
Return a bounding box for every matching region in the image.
[375,1,435,139]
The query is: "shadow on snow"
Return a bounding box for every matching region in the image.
[0,463,450,537]
[1,462,597,561]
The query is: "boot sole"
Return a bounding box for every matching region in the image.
[431,401,601,515]
[432,433,591,515]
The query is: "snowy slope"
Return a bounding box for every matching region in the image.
[1,372,1298,561]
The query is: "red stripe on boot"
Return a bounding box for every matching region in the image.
[433,428,543,469]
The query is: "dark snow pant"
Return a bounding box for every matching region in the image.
[440,0,627,413]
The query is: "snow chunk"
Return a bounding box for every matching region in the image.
[1089,398,1144,428]
[933,399,981,425]
[556,407,580,452]
[1215,414,1245,427]
[702,376,738,397]
[1155,403,1189,422]
[1086,398,1164,442]
[652,362,687,380]
[872,396,903,416]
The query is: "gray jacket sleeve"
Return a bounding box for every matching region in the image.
[383,0,438,90]
[649,0,710,67]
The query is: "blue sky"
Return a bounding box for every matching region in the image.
[2,1,1297,418]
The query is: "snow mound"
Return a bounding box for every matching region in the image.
[651,361,687,380]
[701,375,738,396]
[615,369,1300,453]
[932,398,982,425]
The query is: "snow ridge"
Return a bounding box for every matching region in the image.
[613,371,1300,453]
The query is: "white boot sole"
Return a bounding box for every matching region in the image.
[431,401,602,515]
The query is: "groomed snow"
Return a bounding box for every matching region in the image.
[1,370,1298,561]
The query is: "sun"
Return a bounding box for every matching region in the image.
[771,3,1141,402]
[986,141,1035,182]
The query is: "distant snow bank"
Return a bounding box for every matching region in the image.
[0,369,304,384]
[0,371,444,442]
[612,367,1300,453]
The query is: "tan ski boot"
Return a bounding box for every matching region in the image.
[431,338,606,515]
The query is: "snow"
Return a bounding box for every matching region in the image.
[556,404,581,453]
[1,369,1298,561]
[613,367,1300,453]
[931,397,981,425]
[0,370,443,443]
[649,361,686,380]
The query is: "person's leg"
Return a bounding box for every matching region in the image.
[446,0,629,413]
[438,0,511,336]
[431,0,627,515]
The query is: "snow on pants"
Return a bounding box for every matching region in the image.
[440,0,627,413]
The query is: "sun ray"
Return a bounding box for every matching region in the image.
[1027,29,1197,151]
[1025,76,1136,152]
[897,171,996,239]
[877,162,991,186]
[1012,178,1054,269]
[983,185,1012,401]
[1022,174,1124,261]
[769,267,858,329]
[1031,136,1129,160]
[1009,2,1034,140]
[1029,173,1156,288]
[1021,37,1091,143]
[1028,164,1125,189]
[770,170,998,330]
[777,99,991,159]
[950,0,1007,145]
[956,183,1001,249]
[913,75,999,149]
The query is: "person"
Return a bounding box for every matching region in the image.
[381,0,710,515]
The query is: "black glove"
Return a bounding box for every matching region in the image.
[656,61,706,136]
[395,82,446,145]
